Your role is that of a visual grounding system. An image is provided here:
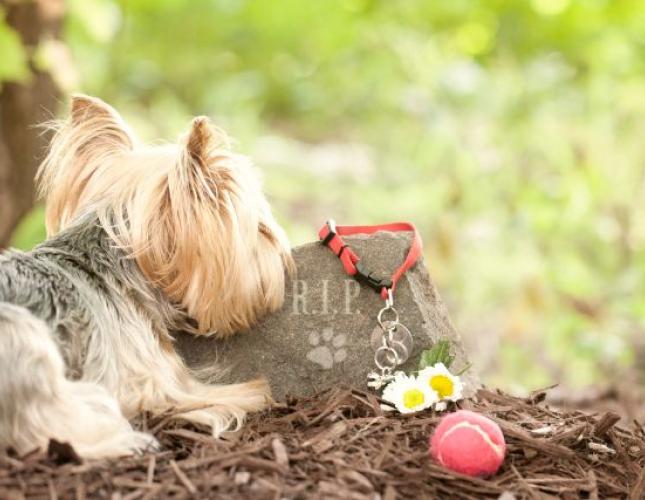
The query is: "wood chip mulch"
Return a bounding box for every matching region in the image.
[1,387,644,499]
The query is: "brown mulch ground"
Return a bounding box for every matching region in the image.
[1,387,644,499]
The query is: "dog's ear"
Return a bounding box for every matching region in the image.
[184,116,229,167]
[69,94,134,150]
[38,95,135,234]
[71,94,113,121]
[186,117,211,162]
[70,95,123,124]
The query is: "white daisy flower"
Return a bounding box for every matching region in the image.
[417,363,464,407]
[381,372,438,414]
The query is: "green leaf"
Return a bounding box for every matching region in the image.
[418,340,455,371]
[0,15,30,83]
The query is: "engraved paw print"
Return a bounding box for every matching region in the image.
[306,327,347,370]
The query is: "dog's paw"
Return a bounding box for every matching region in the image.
[306,327,347,370]
[77,430,159,459]
[233,378,271,412]
[106,430,160,457]
[128,431,160,455]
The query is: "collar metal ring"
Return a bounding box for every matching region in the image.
[377,306,399,329]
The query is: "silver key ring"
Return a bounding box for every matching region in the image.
[377,306,399,329]
[374,345,400,370]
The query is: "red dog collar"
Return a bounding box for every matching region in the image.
[318,220,423,301]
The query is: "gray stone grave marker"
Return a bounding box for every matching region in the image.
[176,232,476,400]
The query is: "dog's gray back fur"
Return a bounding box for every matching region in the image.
[0,214,186,379]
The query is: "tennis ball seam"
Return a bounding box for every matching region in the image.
[436,420,505,464]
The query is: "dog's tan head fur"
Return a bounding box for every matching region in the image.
[38,95,293,336]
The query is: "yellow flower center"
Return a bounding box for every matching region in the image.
[430,375,454,399]
[402,388,425,409]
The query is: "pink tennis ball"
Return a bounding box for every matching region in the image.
[430,410,506,477]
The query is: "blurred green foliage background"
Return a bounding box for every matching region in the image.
[3,0,644,392]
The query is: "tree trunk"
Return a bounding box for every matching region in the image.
[0,0,63,248]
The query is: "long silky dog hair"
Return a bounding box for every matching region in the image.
[0,95,292,458]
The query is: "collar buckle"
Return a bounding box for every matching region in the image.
[354,262,393,293]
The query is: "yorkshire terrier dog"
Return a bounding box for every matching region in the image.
[0,95,292,458]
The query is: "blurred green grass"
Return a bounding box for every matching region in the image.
[9,0,645,392]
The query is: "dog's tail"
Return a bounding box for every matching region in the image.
[0,303,157,458]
